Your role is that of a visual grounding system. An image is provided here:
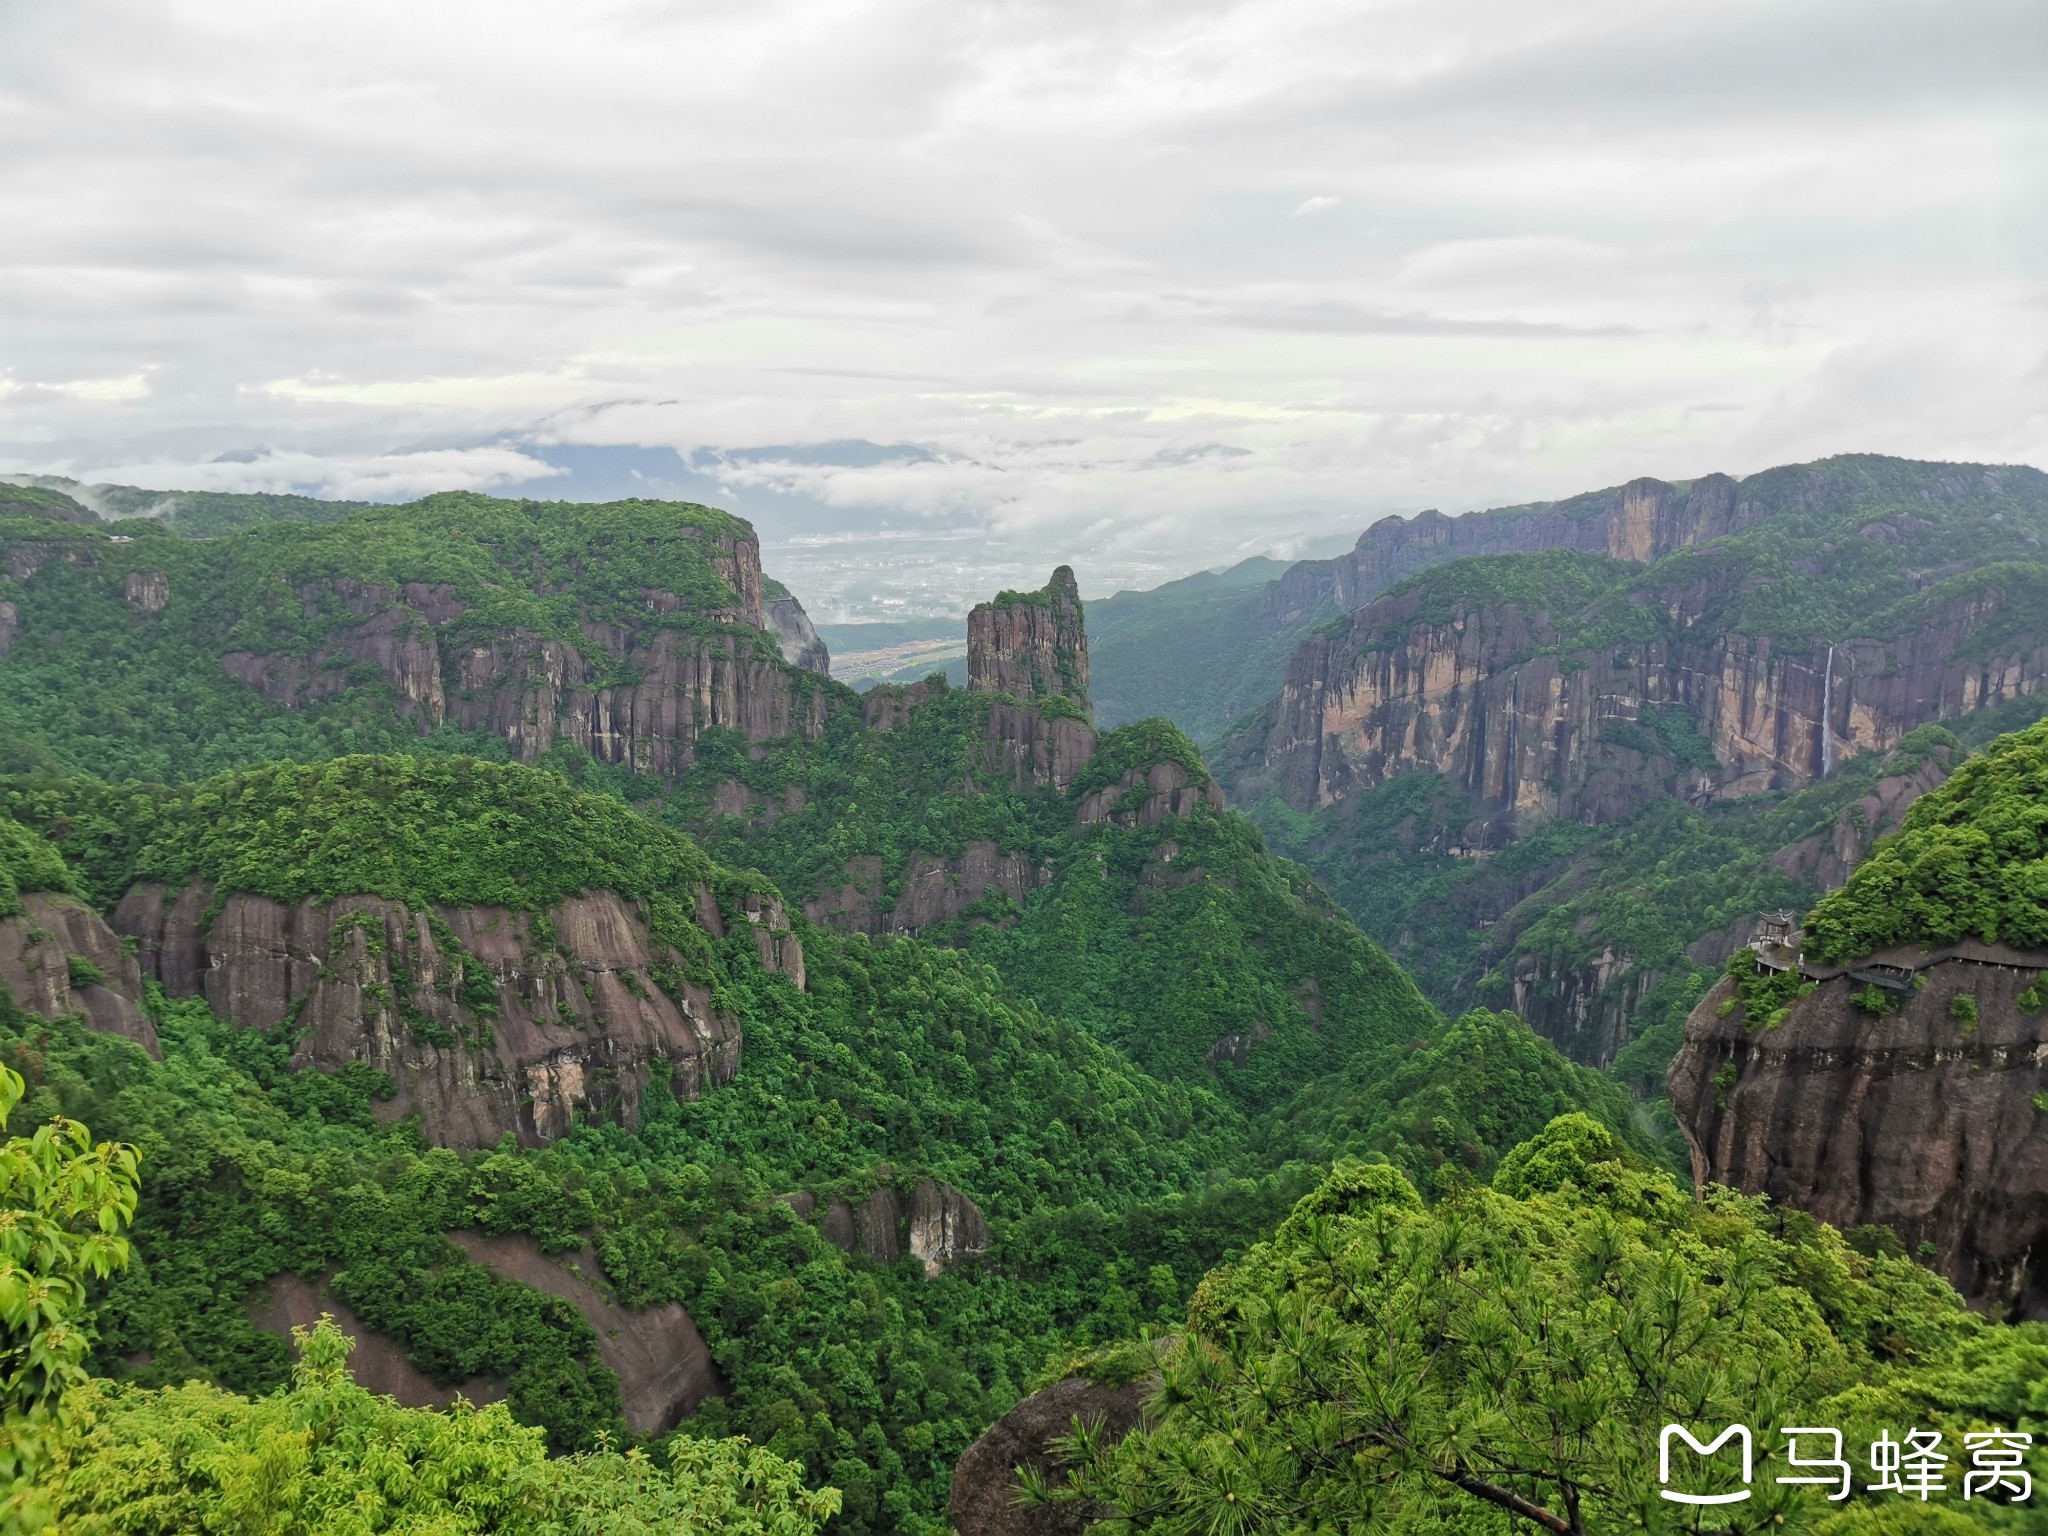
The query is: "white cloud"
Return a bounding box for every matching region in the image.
[0,0,2040,610]
[63,446,563,503]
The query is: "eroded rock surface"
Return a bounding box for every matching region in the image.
[115,882,805,1147]
[449,1231,725,1434]
[968,567,1090,713]
[1075,760,1224,829]
[1224,571,2044,834]
[0,892,157,1054]
[765,586,831,674]
[249,1271,505,1409]
[785,1179,990,1274]
[1669,963,2048,1318]
[950,1371,1158,1536]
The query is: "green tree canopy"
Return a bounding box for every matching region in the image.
[1805,717,2048,963]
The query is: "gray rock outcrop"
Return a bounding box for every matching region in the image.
[114,881,805,1148]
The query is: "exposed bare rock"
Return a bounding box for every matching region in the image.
[906,1177,990,1275]
[705,779,807,828]
[978,704,1098,794]
[121,569,169,613]
[0,600,14,658]
[968,567,1090,714]
[0,892,157,1055]
[803,854,886,934]
[1223,565,2045,831]
[889,842,1047,934]
[112,880,213,997]
[210,527,824,777]
[1768,748,1954,891]
[801,1179,990,1273]
[113,881,806,1148]
[249,1271,505,1409]
[1075,760,1225,829]
[448,1231,724,1433]
[1259,474,1753,632]
[1669,963,2048,1318]
[803,843,1047,939]
[861,676,946,731]
[1475,735,1963,1067]
[765,585,831,674]
[949,1371,1159,1536]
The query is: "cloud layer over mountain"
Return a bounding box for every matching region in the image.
[3,0,2043,611]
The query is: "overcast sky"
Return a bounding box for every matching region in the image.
[2,0,2044,615]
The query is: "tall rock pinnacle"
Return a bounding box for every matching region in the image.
[967,565,1090,717]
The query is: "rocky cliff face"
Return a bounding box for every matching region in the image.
[1488,742,1957,1065]
[1224,565,2046,831]
[968,566,1091,713]
[780,1178,991,1275]
[764,585,831,675]
[1262,474,1754,630]
[0,891,158,1054]
[221,571,827,778]
[1074,760,1225,829]
[448,1231,725,1431]
[976,702,1098,794]
[802,840,1049,938]
[251,1233,725,1432]
[113,880,804,1149]
[1669,963,2048,1318]
[950,1369,1159,1536]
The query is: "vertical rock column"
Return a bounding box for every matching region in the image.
[966,565,1091,714]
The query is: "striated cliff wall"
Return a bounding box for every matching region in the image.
[764,584,832,675]
[968,566,1091,712]
[113,880,803,1149]
[1262,473,1754,629]
[1225,567,2046,831]
[1669,964,2048,1318]
[221,573,827,777]
[781,1179,991,1275]
[0,891,158,1054]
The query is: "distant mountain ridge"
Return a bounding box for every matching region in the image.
[1183,453,2048,1094]
[1088,453,2048,744]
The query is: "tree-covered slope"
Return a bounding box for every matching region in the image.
[0,489,808,783]
[1047,1116,2048,1535]
[1211,454,2048,1092]
[1089,453,2048,749]
[1086,555,1301,739]
[1804,715,2048,963]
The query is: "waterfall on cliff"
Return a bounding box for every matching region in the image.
[1821,644,1836,777]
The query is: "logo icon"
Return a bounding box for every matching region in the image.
[1660,1424,1753,1506]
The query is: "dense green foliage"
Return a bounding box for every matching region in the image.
[44,1318,839,1535]
[0,491,782,783]
[1253,705,2048,1119]
[1048,1117,2048,1534]
[11,455,2044,1533]
[1253,1009,1659,1189]
[973,810,1439,1114]
[0,1061,140,1531]
[0,819,76,919]
[12,755,726,914]
[1805,717,2048,963]
[0,729,1644,1533]
[1086,558,1316,743]
[675,685,1072,915]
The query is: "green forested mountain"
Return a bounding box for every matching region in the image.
[2,475,2042,1535]
[1090,453,2048,749]
[1172,455,2048,1099]
[1086,556,1296,738]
